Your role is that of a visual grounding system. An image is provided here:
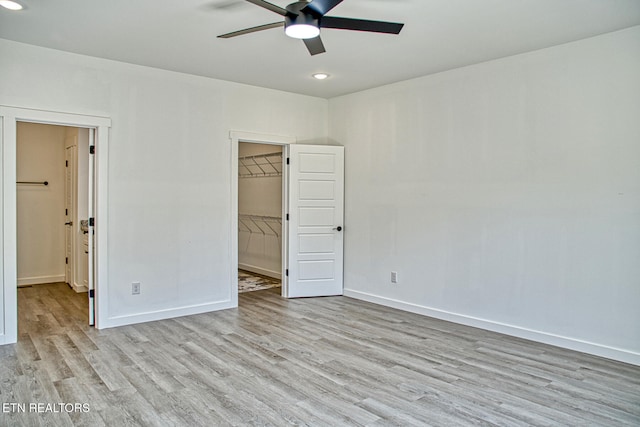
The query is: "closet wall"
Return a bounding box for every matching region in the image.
[17,122,66,286]
[238,143,283,279]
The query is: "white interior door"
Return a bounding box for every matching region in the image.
[286,145,344,298]
[64,146,75,286]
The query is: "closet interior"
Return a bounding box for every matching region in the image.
[238,142,283,293]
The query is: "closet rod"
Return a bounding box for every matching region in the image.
[17,181,48,186]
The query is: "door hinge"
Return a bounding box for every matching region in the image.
[286,213,289,221]
[89,217,95,227]
[65,160,68,167]
[65,208,68,216]
[89,289,95,298]
[65,257,68,265]
[89,145,95,155]
[286,269,289,277]
[286,157,290,165]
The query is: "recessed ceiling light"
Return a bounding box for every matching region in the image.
[313,73,329,80]
[0,0,23,10]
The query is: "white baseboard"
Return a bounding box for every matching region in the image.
[99,299,237,329]
[238,263,281,280]
[17,275,65,286]
[71,281,88,293]
[344,288,640,367]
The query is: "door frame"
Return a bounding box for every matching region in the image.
[230,131,295,306]
[1,106,111,344]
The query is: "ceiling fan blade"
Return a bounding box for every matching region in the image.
[302,0,344,17]
[218,21,284,38]
[203,0,246,11]
[245,0,288,16]
[303,36,326,56]
[320,16,404,34]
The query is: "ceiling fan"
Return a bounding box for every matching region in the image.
[217,0,404,55]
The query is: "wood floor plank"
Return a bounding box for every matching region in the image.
[53,377,107,427]
[2,284,639,426]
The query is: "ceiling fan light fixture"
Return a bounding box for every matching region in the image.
[285,23,320,39]
[284,7,320,39]
[0,0,23,10]
[218,0,405,56]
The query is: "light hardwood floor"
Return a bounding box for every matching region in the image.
[1,283,639,426]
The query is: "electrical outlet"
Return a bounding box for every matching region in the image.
[132,282,141,295]
[391,271,398,284]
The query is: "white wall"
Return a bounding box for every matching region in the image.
[2,26,638,364]
[238,142,283,278]
[329,27,640,364]
[0,38,328,329]
[16,122,66,285]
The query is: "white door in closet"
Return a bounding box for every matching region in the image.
[286,145,344,298]
[64,145,76,286]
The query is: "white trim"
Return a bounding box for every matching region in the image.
[238,263,282,280]
[17,275,65,286]
[101,300,236,329]
[344,288,640,367]
[230,131,296,146]
[0,105,111,344]
[87,128,95,326]
[229,131,296,306]
[71,281,89,293]
[1,112,18,345]
[0,107,111,128]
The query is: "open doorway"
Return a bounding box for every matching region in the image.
[16,122,92,321]
[230,131,344,307]
[1,106,110,344]
[237,142,284,295]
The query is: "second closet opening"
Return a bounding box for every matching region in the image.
[237,142,284,295]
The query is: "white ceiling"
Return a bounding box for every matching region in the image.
[1,0,639,98]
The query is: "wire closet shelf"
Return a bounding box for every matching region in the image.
[238,214,282,237]
[238,152,282,178]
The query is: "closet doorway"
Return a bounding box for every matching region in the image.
[237,142,284,295]
[230,131,345,305]
[16,122,94,322]
[1,106,110,344]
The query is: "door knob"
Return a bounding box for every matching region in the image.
[333,226,342,231]
[65,221,73,226]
